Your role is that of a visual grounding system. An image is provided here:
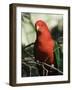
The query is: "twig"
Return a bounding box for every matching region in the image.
[24,50,34,59]
[23,58,63,75]
[42,64,48,76]
[23,47,63,74]
[42,62,63,74]
[22,62,38,70]
[24,42,34,49]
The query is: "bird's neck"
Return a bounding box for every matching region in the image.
[37,32,52,43]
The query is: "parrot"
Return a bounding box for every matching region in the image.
[34,20,55,75]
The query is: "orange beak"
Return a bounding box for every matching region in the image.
[36,25,39,31]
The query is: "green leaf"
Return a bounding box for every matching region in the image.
[54,42,61,69]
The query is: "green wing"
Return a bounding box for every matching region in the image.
[54,42,63,72]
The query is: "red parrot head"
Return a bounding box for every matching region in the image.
[35,20,49,33]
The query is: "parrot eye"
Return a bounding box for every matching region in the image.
[41,24,43,27]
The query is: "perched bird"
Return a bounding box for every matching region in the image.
[34,20,55,75]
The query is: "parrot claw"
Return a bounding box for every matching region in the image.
[51,64,54,67]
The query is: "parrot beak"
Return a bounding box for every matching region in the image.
[36,26,39,31]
